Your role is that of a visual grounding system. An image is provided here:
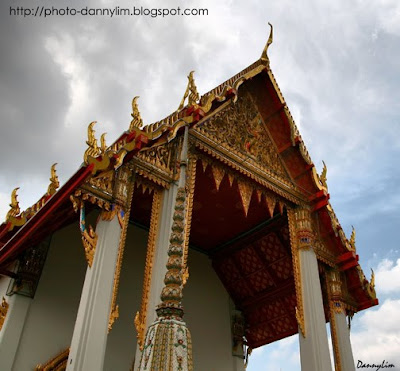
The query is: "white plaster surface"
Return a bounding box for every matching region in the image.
[183,249,235,371]
[0,271,32,371]
[103,224,149,371]
[133,187,178,367]
[333,311,355,371]
[67,216,121,371]
[298,248,332,371]
[12,220,86,371]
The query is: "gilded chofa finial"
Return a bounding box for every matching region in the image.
[366,268,376,299]
[6,187,20,219]
[47,163,60,195]
[261,22,273,63]
[178,71,199,111]
[84,121,99,164]
[350,226,356,250]
[370,269,375,289]
[100,133,107,154]
[129,96,143,131]
[320,161,328,189]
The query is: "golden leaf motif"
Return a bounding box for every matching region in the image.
[237,180,254,217]
[265,195,276,218]
[211,164,226,191]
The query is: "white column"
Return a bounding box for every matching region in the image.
[0,292,32,370]
[332,310,355,371]
[133,185,178,367]
[298,247,332,371]
[66,215,121,371]
[134,127,191,368]
[232,345,245,371]
[231,306,245,371]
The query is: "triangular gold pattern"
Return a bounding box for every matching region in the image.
[211,165,225,191]
[227,173,235,187]
[265,195,276,218]
[237,180,254,217]
[278,201,285,214]
[255,189,263,203]
[200,158,208,173]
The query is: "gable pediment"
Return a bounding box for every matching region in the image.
[194,90,296,191]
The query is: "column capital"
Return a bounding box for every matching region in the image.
[327,269,344,300]
[292,207,315,251]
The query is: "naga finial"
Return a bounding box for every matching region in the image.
[178,71,200,111]
[84,121,100,164]
[350,226,356,250]
[129,96,143,131]
[320,160,328,189]
[47,163,60,195]
[370,268,375,289]
[261,22,273,63]
[100,133,107,154]
[6,187,21,219]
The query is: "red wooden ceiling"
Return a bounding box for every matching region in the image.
[189,161,281,251]
[211,216,298,348]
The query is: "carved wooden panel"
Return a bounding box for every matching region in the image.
[195,92,291,183]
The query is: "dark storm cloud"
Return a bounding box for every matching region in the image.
[0,12,70,181]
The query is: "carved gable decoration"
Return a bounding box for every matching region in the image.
[195,92,291,185]
[135,139,179,184]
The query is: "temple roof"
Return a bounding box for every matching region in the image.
[0,26,377,314]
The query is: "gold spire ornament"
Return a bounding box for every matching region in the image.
[100,133,107,154]
[47,163,60,195]
[129,96,143,131]
[138,187,193,371]
[320,161,328,190]
[350,226,356,251]
[261,22,273,63]
[370,269,375,289]
[178,71,199,110]
[6,187,20,220]
[84,121,100,164]
[366,268,376,299]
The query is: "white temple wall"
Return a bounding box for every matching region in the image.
[183,249,235,371]
[103,223,148,371]
[12,219,87,370]
[0,274,10,298]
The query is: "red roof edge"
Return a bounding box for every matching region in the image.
[0,164,94,268]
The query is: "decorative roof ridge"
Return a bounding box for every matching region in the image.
[142,24,276,140]
[1,164,60,234]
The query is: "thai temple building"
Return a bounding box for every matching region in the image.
[0,26,377,371]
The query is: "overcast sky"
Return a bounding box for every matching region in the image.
[1,0,399,369]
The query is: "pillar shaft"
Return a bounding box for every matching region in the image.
[134,127,192,368]
[0,293,31,370]
[66,215,122,371]
[298,247,332,371]
[290,207,332,371]
[133,185,178,367]
[330,308,355,371]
